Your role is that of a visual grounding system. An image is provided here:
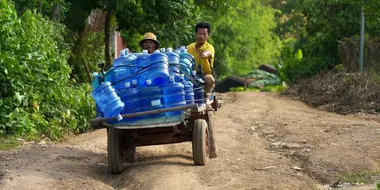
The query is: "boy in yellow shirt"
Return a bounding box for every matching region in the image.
[187,22,215,95]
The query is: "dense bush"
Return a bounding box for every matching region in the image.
[283,70,380,115]
[0,0,94,140]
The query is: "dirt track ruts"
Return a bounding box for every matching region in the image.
[1,92,379,190]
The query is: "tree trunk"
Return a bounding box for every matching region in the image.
[51,2,60,22]
[80,50,92,84]
[104,9,112,69]
[39,0,42,13]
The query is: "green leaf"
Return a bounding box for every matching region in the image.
[8,108,19,120]
[14,92,24,104]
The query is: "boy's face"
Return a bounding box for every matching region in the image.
[142,40,156,53]
[196,28,209,44]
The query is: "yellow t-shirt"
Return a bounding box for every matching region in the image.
[187,41,215,75]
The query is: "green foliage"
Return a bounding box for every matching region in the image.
[63,0,201,71]
[278,36,334,82]
[202,0,281,78]
[260,84,287,93]
[275,0,380,82]
[340,171,380,184]
[14,0,71,22]
[229,85,287,93]
[63,0,92,32]
[81,31,105,72]
[116,0,200,51]
[0,0,94,140]
[67,30,105,82]
[229,87,245,92]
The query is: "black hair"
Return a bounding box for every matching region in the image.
[195,21,211,34]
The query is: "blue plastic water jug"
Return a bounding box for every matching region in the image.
[179,49,195,79]
[125,48,138,75]
[166,48,180,81]
[117,82,141,121]
[135,50,151,87]
[191,71,205,106]
[113,51,137,88]
[149,50,169,86]
[131,52,143,57]
[139,80,164,118]
[122,48,138,76]
[131,79,138,88]
[95,104,103,117]
[91,82,124,120]
[161,75,186,116]
[179,74,195,105]
[104,49,137,91]
[114,49,137,68]
[104,50,125,83]
[112,50,126,67]
[104,69,112,83]
[91,72,100,89]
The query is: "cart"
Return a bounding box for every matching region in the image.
[90,93,223,174]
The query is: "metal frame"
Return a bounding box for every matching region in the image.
[91,104,202,123]
[121,123,192,148]
[91,97,222,148]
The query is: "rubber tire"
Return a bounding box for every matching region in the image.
[107,127,125,174]
[207,112,218,158]
[124,147,136,163]
[192,119,209,165]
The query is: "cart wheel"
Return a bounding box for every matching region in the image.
[124,147,136,163]
[192,119,209,165]
[107,127,124,174]
[207,112,217,158]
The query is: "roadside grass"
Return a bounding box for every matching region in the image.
[0,137,21,151]
[340,171,380,184]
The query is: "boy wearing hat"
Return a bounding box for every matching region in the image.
[139,32,160,54]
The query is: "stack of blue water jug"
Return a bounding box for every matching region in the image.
[91,81,124,121]
[91,46,206,122]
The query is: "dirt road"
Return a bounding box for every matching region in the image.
[1,92,380,190]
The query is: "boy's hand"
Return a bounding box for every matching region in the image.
[199,51,212,58]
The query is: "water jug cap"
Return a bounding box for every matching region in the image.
[132,79,137,85]
[180,46,187,52]
[179,74,184,80]
[142,50,148,54]
[160,48,166,52]
[92,72,98,77]
[124,48,129,54]
[154,50,160,53]
[120,50,125,57]
[100,81,111,87]
[167,48,173,52]
[146,79,152,85]
[174,50,181,54]
[116,114,123,121]
[192,71,197,75]
[169,75,175,82]
[125,82,131,88]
